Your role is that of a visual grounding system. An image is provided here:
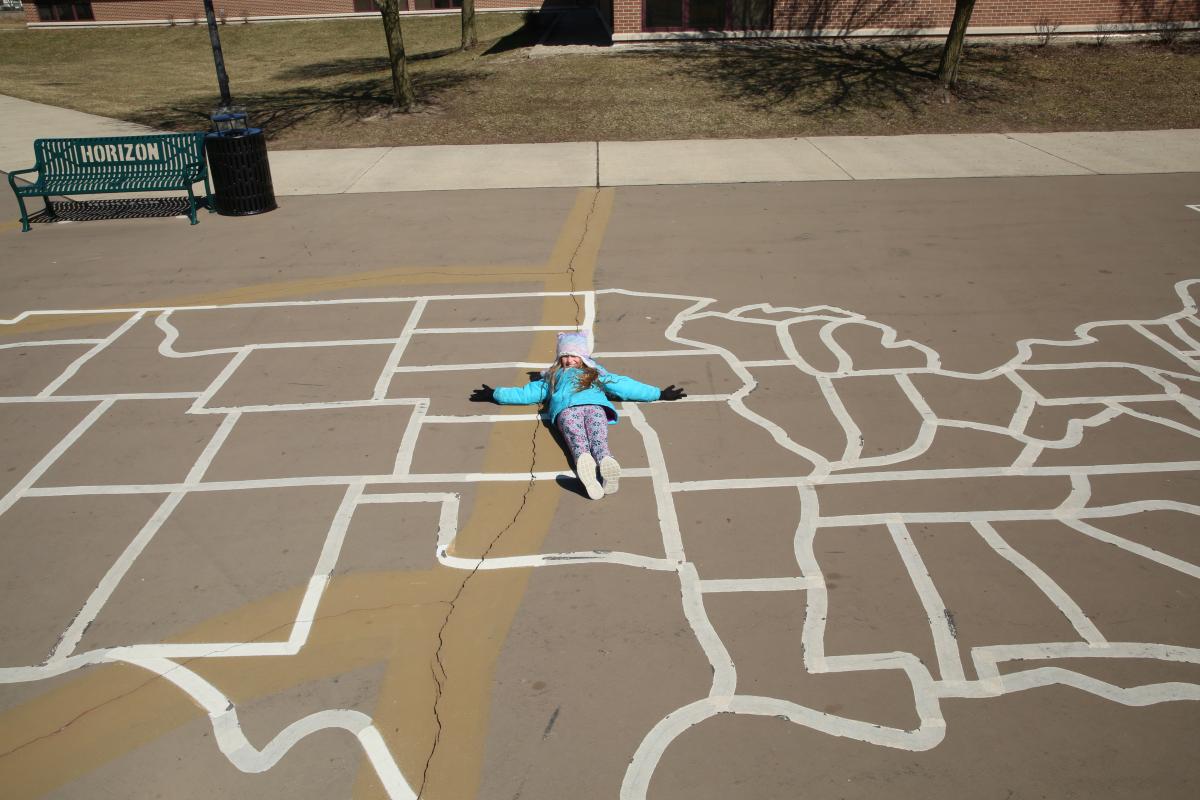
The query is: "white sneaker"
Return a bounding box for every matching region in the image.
[599,456,621,495]
[574,452,603,500]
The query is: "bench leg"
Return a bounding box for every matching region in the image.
[186,187,199,225]
[14,193,31,232]
[203,175,215,213]
[41,195,58,221]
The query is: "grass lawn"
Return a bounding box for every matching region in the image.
[0,11,26,30]
[0,14,1197,148]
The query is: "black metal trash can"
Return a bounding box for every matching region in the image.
[204,128,277,216]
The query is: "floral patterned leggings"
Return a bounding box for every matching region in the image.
[556,404,611,463]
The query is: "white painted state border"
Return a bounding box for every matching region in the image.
[1,280,1198,799]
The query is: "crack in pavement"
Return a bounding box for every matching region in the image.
[418,421,541,800]
[0,598,453,763]
[2,189,610,788]
[416,188,603,798]
[565,188,602,327]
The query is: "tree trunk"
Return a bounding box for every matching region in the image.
[379,0,415,110]
[937,0,977,90]
[202,0,233,108]
[461,0,478,50]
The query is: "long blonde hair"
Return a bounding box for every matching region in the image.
[545,360,603,395]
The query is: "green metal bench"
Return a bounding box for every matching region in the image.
[7,132,213,232]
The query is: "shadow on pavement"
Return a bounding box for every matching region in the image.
[23,197,205,228]
[554,474,593,500]
[0,171,206,230]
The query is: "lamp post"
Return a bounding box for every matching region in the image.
[202,0,233,110]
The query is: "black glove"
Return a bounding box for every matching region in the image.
[659,384,687,401]
[470,384,496,403]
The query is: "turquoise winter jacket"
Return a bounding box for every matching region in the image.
[492,365,661,424]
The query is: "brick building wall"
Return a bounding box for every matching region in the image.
[25,0,538,25]
[614,0,1200,36]
[24,0,1200,29]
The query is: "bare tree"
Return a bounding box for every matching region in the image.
[461,0,478,50]
[378,0,415,109]
[938,0,977,90]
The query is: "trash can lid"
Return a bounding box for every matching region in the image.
[206,127,264,138]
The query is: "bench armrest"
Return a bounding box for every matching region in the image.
[184,162,208,182]
[7,166,40,190]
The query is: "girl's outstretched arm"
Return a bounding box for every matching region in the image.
[492,378,549,406]
[601,373,664,402]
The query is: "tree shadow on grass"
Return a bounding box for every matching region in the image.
[275,47,465,81]
[129,71,476,138]
[483,20,545,55]
[640,40,1030,115]
[275,12,544,80]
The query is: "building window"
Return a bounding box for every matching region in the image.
[35,1,95,21]
[689,0,724,29]
[645,0,772,31]
[353,0,380,11]
[732,0,771,29]
[645,0,681,28]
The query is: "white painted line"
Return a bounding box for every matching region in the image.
[1166,318,1200,351]
[1061,518,1200,580]
[1133,323,1200,372]
[997,667,1200,705]
[39,311,143,396]
[287,481,365,650]
[582,291,596,341]
[0,339,105,350]
[48,412,240,662]
[19,468,659,498]
[197,398,426,415]
[699,577,817,593]
[422,414,544,423]
[391,401,428,475]
[188,347,249,413]
[119,656,417,799]
[392,361,546,373]
[972,521,1105,645]
[0,399,114,518]
[817,501,1200,527]
[411,325,565,334]
[0,289,593,325]
[0,392,202,404]
[678,562,737,698]
[374,298,426,400]
[1057,474,1092,516]
[673,461,1200,491]
[887,521,966,682]
[5,278,1200,798]
[626,404,685,562]
[592,349,710,358]
[795,484,828,673]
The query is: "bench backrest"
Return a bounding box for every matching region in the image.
[34,133,207,180]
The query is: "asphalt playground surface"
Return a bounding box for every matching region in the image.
[1,171,1199,799]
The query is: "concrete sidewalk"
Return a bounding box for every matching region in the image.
[3,93,1200,195]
